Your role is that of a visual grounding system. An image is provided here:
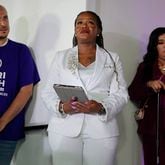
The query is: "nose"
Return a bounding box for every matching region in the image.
[162,43,165,48]
[82,22,88,27]
[0,19,7,26]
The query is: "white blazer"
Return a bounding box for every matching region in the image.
[41,45,128,138]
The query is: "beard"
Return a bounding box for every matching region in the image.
[0,35,7,40]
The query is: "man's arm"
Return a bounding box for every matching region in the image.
[0,84,33,132]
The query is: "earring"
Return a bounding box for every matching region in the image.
[97,34,100,37]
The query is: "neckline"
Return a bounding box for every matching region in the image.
[0,39,8,47]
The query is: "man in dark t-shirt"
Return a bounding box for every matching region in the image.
[0,5,40,165]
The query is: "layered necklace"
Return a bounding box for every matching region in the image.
[158,60,165,81]
[158,63,165,75]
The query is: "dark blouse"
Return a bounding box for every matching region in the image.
[128,61,165,135]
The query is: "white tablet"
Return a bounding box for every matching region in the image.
[53,84,88,102]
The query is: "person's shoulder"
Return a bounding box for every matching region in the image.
[99,47,120,62]
[137,60,145,67]
[98,47,118,56]
[135,61,145,72]
[8,39,29,49]
[57,47,76,54]
[52,47,75,62]
[107,50,118,58]
[55,47,77,59]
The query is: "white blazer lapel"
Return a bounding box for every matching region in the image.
[87,46,107,89]
[67,47,86,88]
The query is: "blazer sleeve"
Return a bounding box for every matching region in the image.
[99,54,128,122]
[41,51,65,117]
[128,63,153,108]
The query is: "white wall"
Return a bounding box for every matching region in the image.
[0,0,164,164]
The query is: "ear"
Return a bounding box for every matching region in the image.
[97,29,101,36]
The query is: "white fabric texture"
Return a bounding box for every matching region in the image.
[48,131,118,165]
[41,45,128,138]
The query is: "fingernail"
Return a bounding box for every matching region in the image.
[72,96,78,101]
[71,102,76,105]
[71,106,76,109]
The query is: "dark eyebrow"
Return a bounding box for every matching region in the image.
[158,38,165,41]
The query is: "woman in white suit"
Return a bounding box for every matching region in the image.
[41,11,128,165]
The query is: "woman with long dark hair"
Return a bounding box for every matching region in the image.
[128,27,165,165]
[42,11,128,165]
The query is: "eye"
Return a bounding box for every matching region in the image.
[158,40,165,45]
[89,20,95,24]
[76,20,83,25]
[3,15,8,21]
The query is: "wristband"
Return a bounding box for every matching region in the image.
[98,104,106,115]
[59,102,66,115]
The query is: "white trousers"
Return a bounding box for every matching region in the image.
[48,131,118,165]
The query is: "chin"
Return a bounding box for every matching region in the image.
[0,35,8,40]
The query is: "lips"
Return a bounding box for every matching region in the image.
[0,28,8,32]
[80,29,90,34]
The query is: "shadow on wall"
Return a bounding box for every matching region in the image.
[26,14,61,127]
[30,13,60,82]
[13,14,60,126]
[13,17,39,125]
[103,32,145,165]
[11,14,60,165]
